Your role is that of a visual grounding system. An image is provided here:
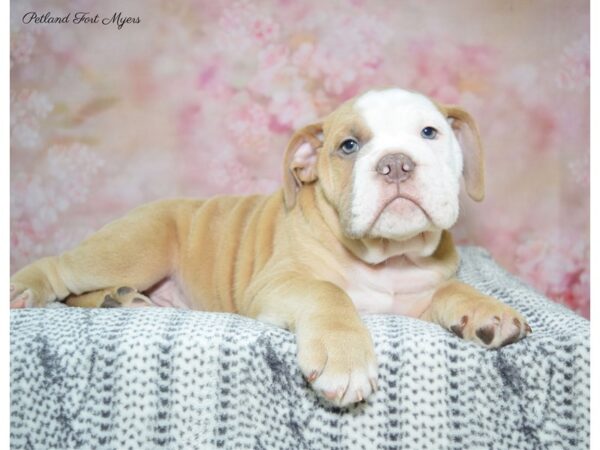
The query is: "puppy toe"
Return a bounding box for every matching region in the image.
[298,340,328,384]
[10,287,36,308]
[312,372,351,406]
[109,287,152,308]
[131,296,152,307]
[450,315,468,338]
[101,295,122,308]
[116,286,135,296]
[342,370,374,405]
[10,296,28,309]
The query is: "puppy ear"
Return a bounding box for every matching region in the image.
[282,122,324,210]
[444,105,485,202]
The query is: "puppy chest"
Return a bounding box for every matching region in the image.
[343,259,445,317]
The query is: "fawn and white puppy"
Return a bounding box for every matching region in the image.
[10,88,531,406]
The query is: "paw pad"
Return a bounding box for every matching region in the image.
[450,315,468,338]
[101,295,122,308]
[116,286,135,296]
[99,287,152,308]
[476,325,495,345]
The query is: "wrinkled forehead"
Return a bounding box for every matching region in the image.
[351,89,446,136]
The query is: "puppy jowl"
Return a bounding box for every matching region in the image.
[11,88,531,407]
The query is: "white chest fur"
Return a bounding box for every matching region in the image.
[343,255,447,317]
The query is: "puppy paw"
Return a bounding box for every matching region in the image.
[64,286,152,308]
[99,286,152,308]
[448,298,532,348]
[297,325,377,407]
[10,283,44,308]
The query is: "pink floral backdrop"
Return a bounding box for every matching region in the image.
[10,0,590,317]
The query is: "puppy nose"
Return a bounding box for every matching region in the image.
[375,153,415,183]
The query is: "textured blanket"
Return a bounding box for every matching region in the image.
[10,247,590,449]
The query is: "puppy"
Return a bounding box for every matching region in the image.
[10,88,531,406]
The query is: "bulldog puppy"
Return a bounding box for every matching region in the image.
[10,88,531,406]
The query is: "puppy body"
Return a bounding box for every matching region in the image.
[62,183,451,316]
[11,88,530,406]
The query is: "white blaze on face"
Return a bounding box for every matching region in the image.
[348,89,463,240]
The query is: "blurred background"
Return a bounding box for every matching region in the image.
[10,0,589,317]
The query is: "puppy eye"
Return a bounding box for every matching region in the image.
[421,127,438,139]
[339,138,360,154]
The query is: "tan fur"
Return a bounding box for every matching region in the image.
[434,103,485,201]
[10,89,529,406]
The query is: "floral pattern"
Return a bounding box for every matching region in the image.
[10,0,590,317]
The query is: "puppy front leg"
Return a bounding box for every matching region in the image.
[421,280,532,348]
[244,275,377,407]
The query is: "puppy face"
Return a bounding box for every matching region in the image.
[283,88,484,242]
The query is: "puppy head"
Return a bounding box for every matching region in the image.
[283,88,484,242]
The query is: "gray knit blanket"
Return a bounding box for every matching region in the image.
[10,247,590,449]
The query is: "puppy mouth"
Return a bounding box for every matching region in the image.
[369,192,432,229]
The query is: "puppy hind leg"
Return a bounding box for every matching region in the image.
[10,201,180,308]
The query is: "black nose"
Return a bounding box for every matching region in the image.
[375,153,415,183]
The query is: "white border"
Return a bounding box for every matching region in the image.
[1,1,594,447]
[1,1,11,447]
[589,0,597,446]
